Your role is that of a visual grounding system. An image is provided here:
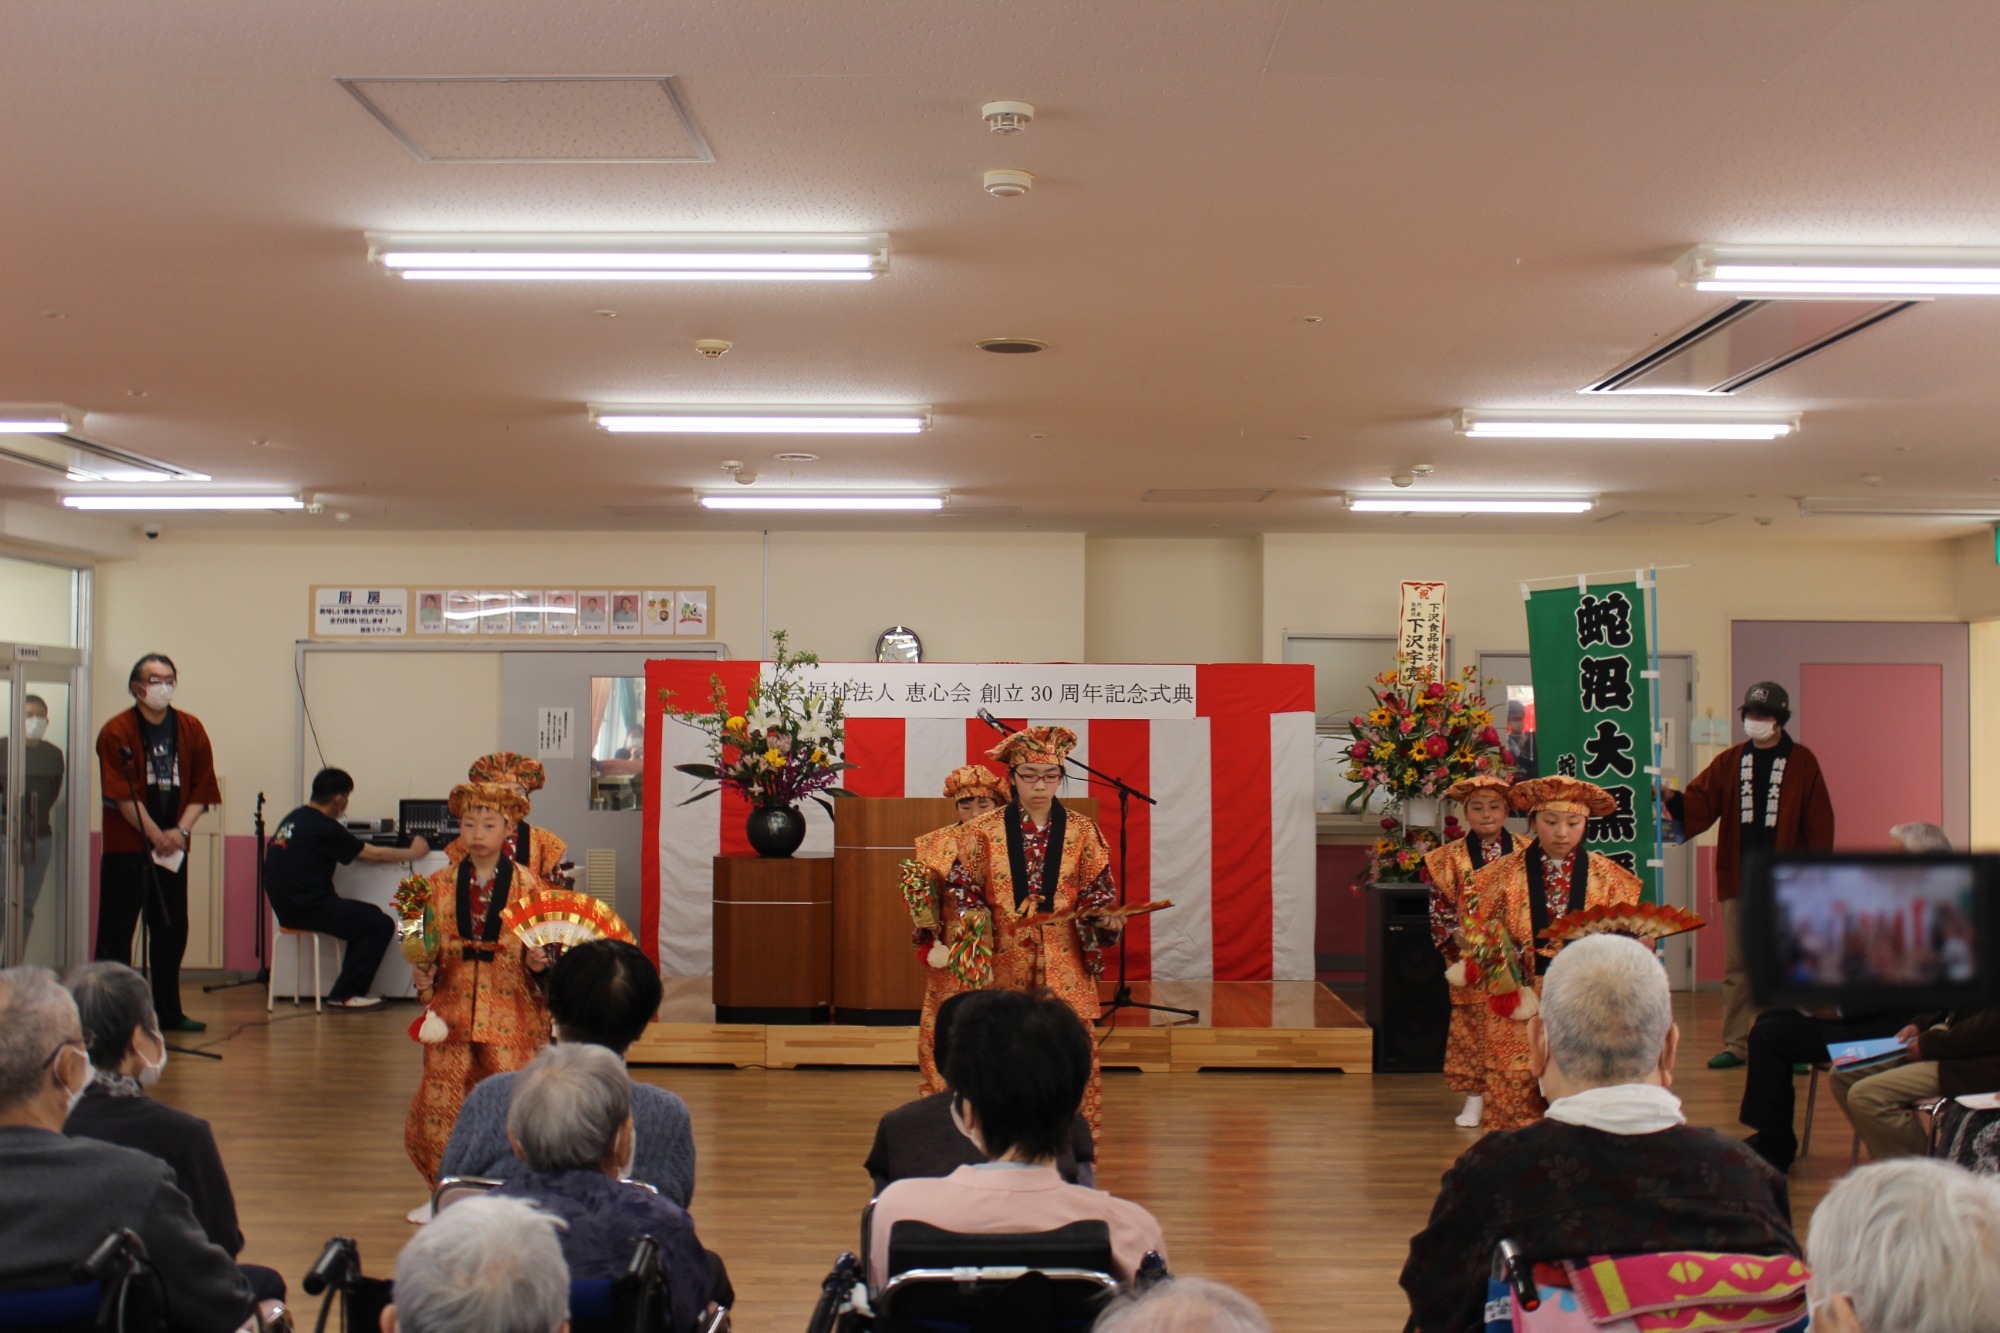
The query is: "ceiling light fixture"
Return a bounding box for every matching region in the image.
[61,494,305,511]
[0,406,79,434]
[369,232,889,281]
[1346,493,1596,515]
[1798,497,2000,518]
[1678,245,2000,297]
[590,404,930,435]
[1457,409,1798,441]
[698,494,945,512]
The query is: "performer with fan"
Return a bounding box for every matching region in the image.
[1424,775,1528,1129]
[906,764,1012,1096]
[405,781,557,1189]
[1465,776,1643,1132]
[447,751,571,884]
[939,727,1125,1135]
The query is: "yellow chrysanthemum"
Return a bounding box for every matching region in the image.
[1372,742,1396,760]
[763,748,786,766]
[726,715,747,732]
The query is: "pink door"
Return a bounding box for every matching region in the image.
[1797,662,1945,849]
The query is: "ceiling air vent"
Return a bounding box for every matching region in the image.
[337,76,714,164]
[1583,299,1912,395]
[1140,489,1273,503]
[1592,510,1731,527]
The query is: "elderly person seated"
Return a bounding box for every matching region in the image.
[867,988,1167,1291]
[1832,1005,2000,1162]
[1092,1277,1271,1332]
[0,965,252,1333]
[1806,1158,2000,1332]
[386,1194,569,1333]
[492,1044,714,1333]
[1400,935,1798,1333]
[62,962,287,1306]
[1739,821,1950,1171]
[440,939,696,1207]
[866,988,1096,1195]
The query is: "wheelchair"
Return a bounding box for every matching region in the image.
[0,1228,163,1333]
[804,1202,1168,1333]
[1480,1238,1809,1333]
[303,1229,727,1333]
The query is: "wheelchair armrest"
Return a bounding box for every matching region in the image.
[885,1219,1115,1280]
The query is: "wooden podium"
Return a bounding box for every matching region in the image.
[832,798,1096,1025]
[712,855,832,1024]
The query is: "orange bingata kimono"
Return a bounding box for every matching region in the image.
[1422,831,1529,1094]
[405,857,554,1185]
[912,822,972,1097]
[1467,845,1643,1132]
[944,801,1118,1136]
[446,819,569,882]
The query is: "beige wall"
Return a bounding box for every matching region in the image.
[1084,537,1262,664]
[0,552,77,647]
[1973,619,2000,851]
[1957,530,2000,620]
[1262,532,1965,730]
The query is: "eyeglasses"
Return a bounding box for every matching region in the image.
[42,1038,83,1071]
[1013,771,1064,786]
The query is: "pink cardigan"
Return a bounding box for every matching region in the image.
[868,1163,1167,1290]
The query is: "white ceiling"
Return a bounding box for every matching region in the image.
[6,0,2000,538]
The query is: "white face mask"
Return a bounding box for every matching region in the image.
[617,1128,637,1182]
[24,715,47,741]
[142,683,175,712]
[138,1028,168,1087]
[1743,718,1778,742]
[58,1048,89,1115]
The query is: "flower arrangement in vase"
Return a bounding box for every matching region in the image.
[1342,662,1511,814]
[1362,812,1462,886]
[662,629,855,857]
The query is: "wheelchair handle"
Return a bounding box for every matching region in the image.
[73,1228,145,1284]
[303,1237,359,1297]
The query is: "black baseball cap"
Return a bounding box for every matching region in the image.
[1741,681,1790,722]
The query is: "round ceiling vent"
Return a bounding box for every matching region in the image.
[976,337,1048,354]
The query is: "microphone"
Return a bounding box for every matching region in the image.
[303,1237,359,1297]
[73,1229,143,1284]
[975,708,1012,736]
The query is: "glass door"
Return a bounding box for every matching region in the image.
[1,646,87,968]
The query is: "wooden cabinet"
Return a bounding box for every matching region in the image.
[711,856,832,1023]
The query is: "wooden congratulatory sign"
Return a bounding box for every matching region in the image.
[309,585,716,639]
[1397,580,1447,683]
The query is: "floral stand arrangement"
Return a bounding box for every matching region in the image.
[663,629,856,857]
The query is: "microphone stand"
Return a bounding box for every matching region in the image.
[204,791,268,993]
[121,740,219,1060]
[974,712,1197,1026]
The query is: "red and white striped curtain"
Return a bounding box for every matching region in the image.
[641,662,1317,982]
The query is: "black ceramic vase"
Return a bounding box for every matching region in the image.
[745,802,807,858]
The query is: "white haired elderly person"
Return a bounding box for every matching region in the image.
[1806,1158,2000,1332]
[1400,935,1799,1333]
[1091,1277,1271,1332]
[63,962,287,1307]
[492,1044,715,1333]
[385,1194,568,1333]
[0,966,253,1332]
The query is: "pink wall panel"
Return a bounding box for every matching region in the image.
[1797,662,1944,849]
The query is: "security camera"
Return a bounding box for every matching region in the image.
[143,525,162,540]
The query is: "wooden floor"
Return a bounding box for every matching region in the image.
[629,978,1372,1073]
[159,985,1843,1333]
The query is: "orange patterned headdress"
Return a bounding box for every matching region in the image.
[942,765,1011,805]
[449,781,530,824]
[468,751,545,792]
[987,725,1078,769]
[1509,776,1616,817]
[1446,775,1514,804]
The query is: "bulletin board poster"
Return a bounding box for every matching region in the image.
[1524,580,1657,903]
[309,585,715,639]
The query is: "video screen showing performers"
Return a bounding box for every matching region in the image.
[1771,859,1978,990]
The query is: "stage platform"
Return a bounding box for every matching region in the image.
[627,978,1373,1073]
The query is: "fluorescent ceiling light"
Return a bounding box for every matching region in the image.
[1457,409,1798,441]
[370,232,889,281]
[591,405,930,435]
[1678,245,2000,296]
[62,494,304,511]
[0,415,76,434]
[1799,497,2000,518]
[699,494,945,512]
[1346,494,1596,515]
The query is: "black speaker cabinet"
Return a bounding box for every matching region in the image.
[1365,883,1450,1073]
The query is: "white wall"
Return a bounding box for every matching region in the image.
[1085,537,1261,664]
[0,553,76,647]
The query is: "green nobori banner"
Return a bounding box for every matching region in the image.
[1524,580,1658,904]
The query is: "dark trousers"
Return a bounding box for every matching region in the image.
[1740,1007,1903,1169]
[278,898,395,1000]
[96,851,190,1024]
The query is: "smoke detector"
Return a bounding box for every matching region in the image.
[695,339,732,359]
[983,168,1034,198]
[981,100,1034,134]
